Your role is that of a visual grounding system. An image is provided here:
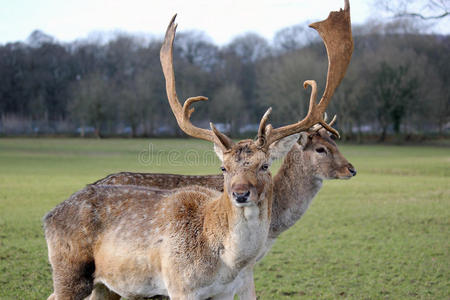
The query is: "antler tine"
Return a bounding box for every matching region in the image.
[262,0,351,146]
[329,115,337,127]
[160,15,233,150]
[303,80,340,137]
[183,96,208,119]
[310,113,338,134]
[256,107,272,147]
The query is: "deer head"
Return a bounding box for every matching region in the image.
[160,13,348,207]
[298,115,356,180]
[294,0,355,179]
[161,17,291,207]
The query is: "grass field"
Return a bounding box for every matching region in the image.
[0,138,448,299]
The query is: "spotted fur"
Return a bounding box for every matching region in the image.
[44,138,297,299]
[89,130,355,298]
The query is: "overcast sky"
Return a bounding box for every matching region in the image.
[1,0,448,45]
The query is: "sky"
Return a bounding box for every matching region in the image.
[0,0,448,45]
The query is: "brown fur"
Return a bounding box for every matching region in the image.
[270,130,355,237]
[95,130,354,239]
[44,140,286,299]
[83,131,354,299]
[93,173,223,192]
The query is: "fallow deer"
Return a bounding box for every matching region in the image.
[44,10,341,299]
[91,1,355,298]
[96,119,356,241]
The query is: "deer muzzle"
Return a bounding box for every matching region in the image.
[232,191,251,203]
[231,179,255,205]
[347,164,357,177]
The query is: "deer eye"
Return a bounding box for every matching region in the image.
[220,166,227,172]
[261,164,269,171]
[316,147,326,154]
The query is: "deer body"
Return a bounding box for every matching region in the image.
[45,141,278,299]
[92,131,356,299]
[90,185,269,299]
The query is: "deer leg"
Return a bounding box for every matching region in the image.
[211,293,235,300]
[49,260,94,300]
[87,283,121,300]
[47,238,95,300]
[166,291,198,300]
[47,293,56,300]
[236,269,257,300]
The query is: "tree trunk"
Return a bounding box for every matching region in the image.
[379,126,387,142]
[94,122,101,139]
[131,124,137,138]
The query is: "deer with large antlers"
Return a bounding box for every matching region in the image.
[90,1,354,298]
[94,124,356,300]
[44,4,350,298]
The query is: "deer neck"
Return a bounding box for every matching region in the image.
[203,189,271,270]
[270,144,323,239]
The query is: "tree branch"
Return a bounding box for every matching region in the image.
[394,11,449,20]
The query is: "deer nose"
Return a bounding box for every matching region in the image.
[348,165,357,176]
[232,191,251,203]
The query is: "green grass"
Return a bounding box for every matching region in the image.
[0,138,448,299]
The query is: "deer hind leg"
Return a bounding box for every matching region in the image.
[47,238,95,299]
[49,259,95,299]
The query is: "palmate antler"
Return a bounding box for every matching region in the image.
[258,0,353,146]
[160,0,353,150]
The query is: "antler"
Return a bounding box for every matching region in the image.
[310,113,337,132]
[160,15,233,150]
[261,0,353,147]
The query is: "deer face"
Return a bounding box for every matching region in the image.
[299,129,356,180]
[215,136,298,207]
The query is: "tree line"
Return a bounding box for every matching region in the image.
[0,19,448,141]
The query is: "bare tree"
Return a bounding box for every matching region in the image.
[257,48,326,125]
[210,83,245,135]
[273,22,318,53]
[368,62,418,141]
[376,0,449,20]
[69,73,114,138]
[176,31,219,71]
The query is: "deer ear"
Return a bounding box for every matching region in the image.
[298,132,310,149]
[213,144,224,162]
[268,133,300,162]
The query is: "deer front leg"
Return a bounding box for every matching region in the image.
[47,293,56,300]
[87,283,121,300]
[236,269,257,300]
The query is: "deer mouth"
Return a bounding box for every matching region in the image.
[232,191,253,207]
[336,169,356,179]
